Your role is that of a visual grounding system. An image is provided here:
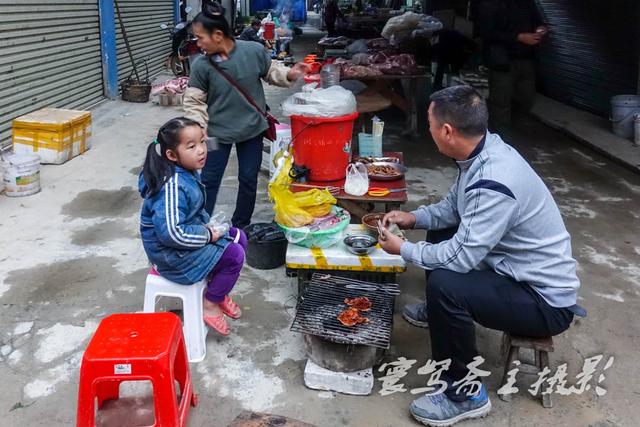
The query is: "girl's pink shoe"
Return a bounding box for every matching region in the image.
[204,313,229,336]
[220,295,242,319]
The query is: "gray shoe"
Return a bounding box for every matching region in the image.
[402,303,429,328]
[410,385,491,427]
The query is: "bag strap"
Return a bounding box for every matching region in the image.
[208,55,268,118]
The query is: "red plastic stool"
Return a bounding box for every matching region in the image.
[76,313,197,427]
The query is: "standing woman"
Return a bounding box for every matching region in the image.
[184,2,308,228]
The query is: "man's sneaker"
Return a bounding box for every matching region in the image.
[409,385,491,427]
[402,303,429,328]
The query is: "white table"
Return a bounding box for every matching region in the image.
[286,224,406,288]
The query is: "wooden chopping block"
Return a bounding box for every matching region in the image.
[227,411,317,427]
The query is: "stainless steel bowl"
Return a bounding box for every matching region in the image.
[343,234,377,255]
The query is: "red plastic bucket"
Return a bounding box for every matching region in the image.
[290,112,359,181]
[263,22,275,40]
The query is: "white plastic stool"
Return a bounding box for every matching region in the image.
[143,269,208,362]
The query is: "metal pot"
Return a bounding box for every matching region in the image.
[303,334,386,372]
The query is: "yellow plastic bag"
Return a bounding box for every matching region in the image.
[293,188,336,208]
[302,203,333,217]
[271,185,314,228]
[269,153,337,227]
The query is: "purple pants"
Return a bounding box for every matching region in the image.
[205,227,247,303]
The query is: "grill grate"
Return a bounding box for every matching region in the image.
[290,273,397,349]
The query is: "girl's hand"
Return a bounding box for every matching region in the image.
[208,227,223,243]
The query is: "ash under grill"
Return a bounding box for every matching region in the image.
[290,274,397,349]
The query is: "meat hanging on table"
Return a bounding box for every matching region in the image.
[344,296,372,311]
[337,307,370,326]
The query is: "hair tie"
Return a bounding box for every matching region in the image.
[154,139,162,156]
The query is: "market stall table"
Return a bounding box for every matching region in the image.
[293,152,408,221]
[350,67,431,136]
[286,224,407,290]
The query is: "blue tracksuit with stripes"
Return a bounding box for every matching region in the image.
[139,166,231,285]
[400,132,581,309]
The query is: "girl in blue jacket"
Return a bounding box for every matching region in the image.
[139,117,246,336]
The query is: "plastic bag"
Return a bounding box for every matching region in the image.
[282,85,357,118]
[271,186,315,228]
[381,12,422,39]
[280,206,351,248]
[302,203,333,217]
[293,188,336,208]
[346,39,369,54]
[268,153,337,227]
[208,212,230,235]
[344,163,369,196]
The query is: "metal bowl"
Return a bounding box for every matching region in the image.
[343,234,377,255]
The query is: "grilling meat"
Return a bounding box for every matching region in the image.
[344,296,372,311]
[337,307,370,326]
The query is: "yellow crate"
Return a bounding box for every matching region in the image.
[12,108,92,164]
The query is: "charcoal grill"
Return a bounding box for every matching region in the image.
[291,274,397,350]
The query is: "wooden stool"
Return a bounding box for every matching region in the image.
[499,333,554,408]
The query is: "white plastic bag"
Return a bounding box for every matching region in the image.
[346,39,369,54]
[208,212,230,235]
[381,12,421,39]
[282,85,357,118]
[344,163,369,196]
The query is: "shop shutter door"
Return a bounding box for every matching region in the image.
[115,0,174,85]
[536,0,640,117]
[0,0,104,149]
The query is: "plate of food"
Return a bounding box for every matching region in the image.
[366,162,407,181]
[353,156,401,164]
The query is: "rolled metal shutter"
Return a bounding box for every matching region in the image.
[115,0,174,85]
[535,0,640,117]
[0,0,104,149]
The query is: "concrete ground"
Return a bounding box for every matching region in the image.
[2,22,640,427]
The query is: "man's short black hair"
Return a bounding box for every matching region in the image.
[429,85,488,137]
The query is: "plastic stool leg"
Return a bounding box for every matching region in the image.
[181,281,207,362]
[143,275,158,313]
[96,380,120,408]
[76,373,96,427]
[153,378,180,426]
[173,335,188,392]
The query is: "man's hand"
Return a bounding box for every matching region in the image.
[378,228,404,255]
[382,210,416,230]
[517,32,542,46]
[287,62,311,81]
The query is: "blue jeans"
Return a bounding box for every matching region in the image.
[201,135,263,229]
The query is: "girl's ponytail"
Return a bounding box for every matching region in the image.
[141,139,174,198]
[141,117,201,198]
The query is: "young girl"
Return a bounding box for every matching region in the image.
[139,117,247,336]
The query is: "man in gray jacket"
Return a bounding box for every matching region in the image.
[379,85,584,426]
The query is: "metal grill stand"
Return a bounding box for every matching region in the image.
[291,274,399,395]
